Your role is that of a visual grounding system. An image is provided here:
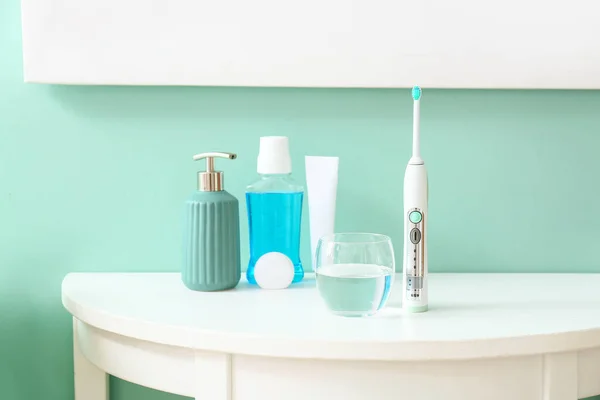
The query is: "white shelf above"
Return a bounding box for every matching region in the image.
[21,0,600,88]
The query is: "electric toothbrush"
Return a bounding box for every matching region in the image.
[402,85,428,313]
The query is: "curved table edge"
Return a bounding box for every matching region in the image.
[62,291,600,362]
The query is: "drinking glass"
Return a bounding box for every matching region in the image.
[315,233,395,317]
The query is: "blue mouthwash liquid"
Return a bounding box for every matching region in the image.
[246,191,304,284]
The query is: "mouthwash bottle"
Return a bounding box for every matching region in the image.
[246,136,304,285]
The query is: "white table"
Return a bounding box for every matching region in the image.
[62,273,600,400]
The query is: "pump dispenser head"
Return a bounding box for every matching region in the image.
[192,152,237,192]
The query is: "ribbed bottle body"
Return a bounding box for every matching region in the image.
[182,191,241,291]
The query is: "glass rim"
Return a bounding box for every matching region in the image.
[318,232,391,244]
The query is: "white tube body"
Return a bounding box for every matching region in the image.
[305,156,339,270]
[402,162,428,312]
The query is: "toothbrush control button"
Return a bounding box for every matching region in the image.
[409,211,422,224]
[410,228,421,244]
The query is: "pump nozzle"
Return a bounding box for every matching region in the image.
[192,152,237,192]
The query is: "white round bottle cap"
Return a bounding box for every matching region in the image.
[254,252,295,290]
[257,136,292,174]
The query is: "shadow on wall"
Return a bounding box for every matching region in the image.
[111,378,190,400]
[0,272,73,399]
[46,85,406,121]
[44,85,600,121]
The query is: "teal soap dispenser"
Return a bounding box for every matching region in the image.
[182,152,241,291]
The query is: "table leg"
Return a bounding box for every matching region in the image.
[195,351,231,400]
[543,352,577,400]
[579,348,600,398]
[73,318,109,400]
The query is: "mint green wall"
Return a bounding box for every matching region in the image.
[3,1,600,400]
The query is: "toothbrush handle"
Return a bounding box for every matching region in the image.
[403,164,428,312]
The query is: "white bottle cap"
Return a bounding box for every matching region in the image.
[254,252,295,290]
[257,136,292,174]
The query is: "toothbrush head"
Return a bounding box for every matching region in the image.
[412,86,422,101]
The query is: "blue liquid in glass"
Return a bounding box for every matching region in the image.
[246,192,304,284]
